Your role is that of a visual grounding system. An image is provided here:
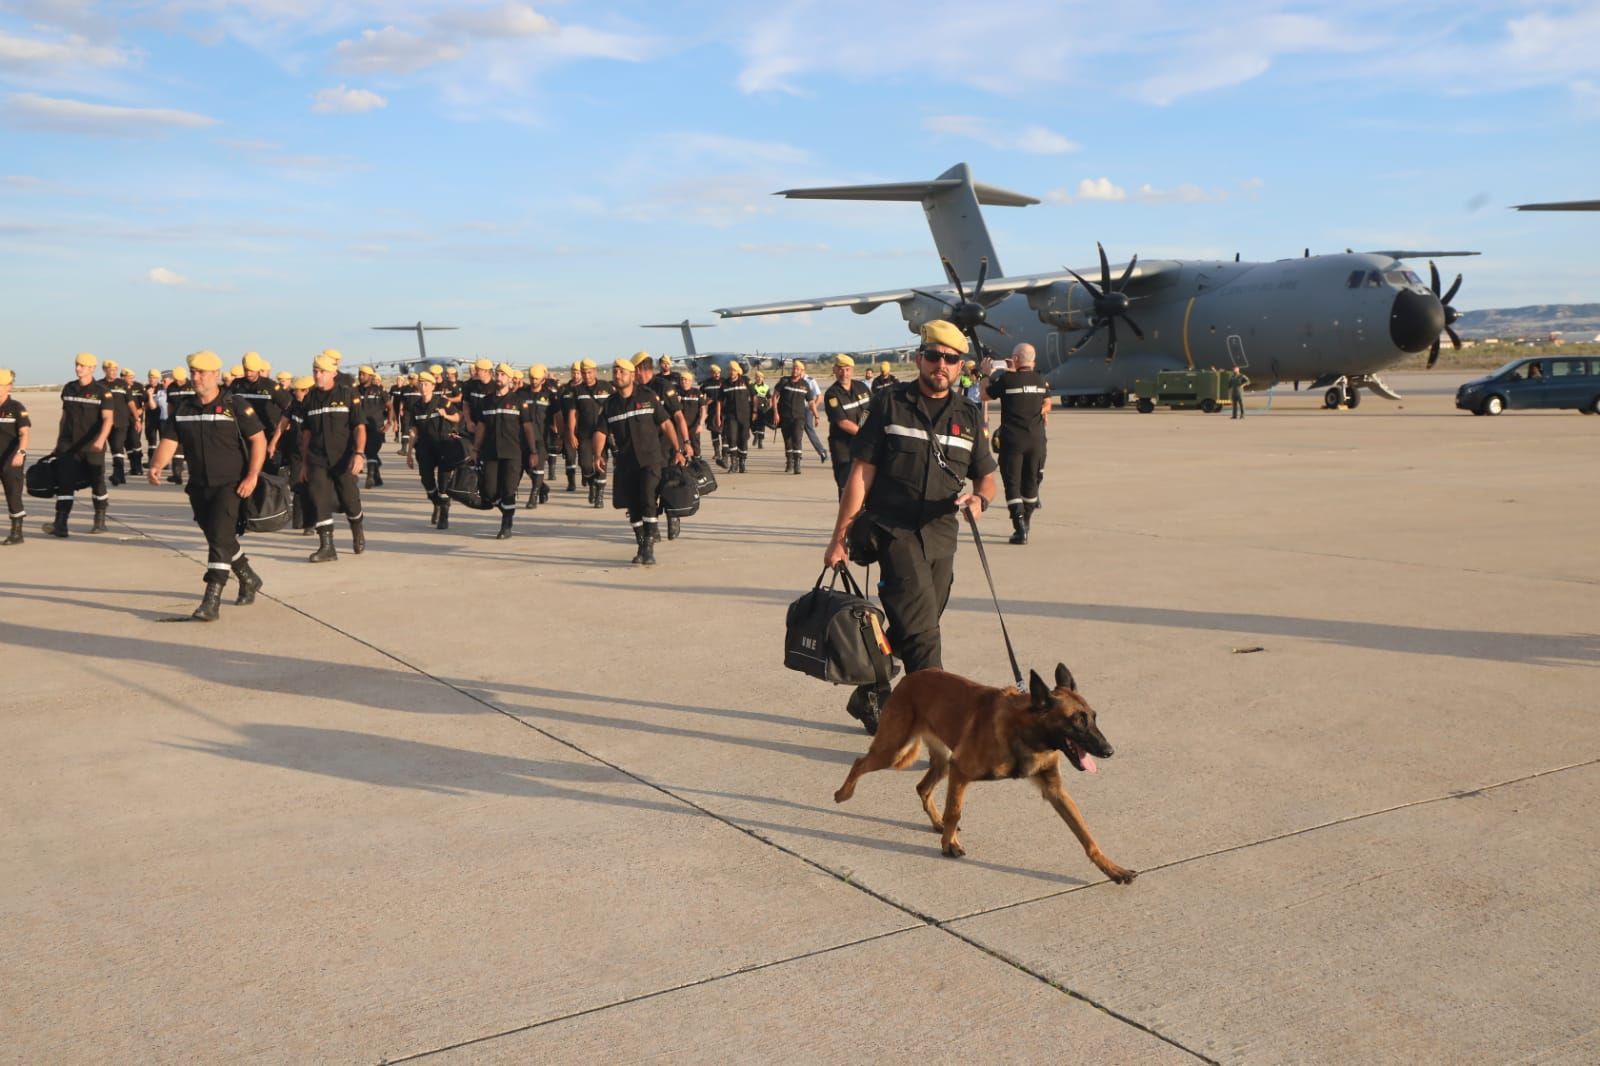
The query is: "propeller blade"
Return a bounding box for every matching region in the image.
[1442,274,1462,305]
[1105,317,1118,364]
[1429,261,1441,296]
[1120,313,1145,340]
[1098,242,1112,292]
[1446,326,1461,350]
[912,289,956,310]
[1065,267,1103,301]
[1068,323,1101,354]
[973,257,989,301]
[977,321,1007,335]
[1116,253,1138,290]
[940,258,966,302]
[1427,338,1441,368]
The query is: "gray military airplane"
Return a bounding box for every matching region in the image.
[640,319,775,374]
[369,321,459,374]
[715,164,1473,409]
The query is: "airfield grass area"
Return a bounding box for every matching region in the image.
[4,373,1598,1063]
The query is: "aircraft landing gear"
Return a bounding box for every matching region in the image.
[1323,377,1363,410]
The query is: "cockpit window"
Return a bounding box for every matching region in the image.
[1347,270,1365,288]
[1366,271,1384,287]
[1384,270,1422,286]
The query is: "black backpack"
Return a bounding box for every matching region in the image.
[435,435,471,471]
[659,464,700,518]
[445,463,495,509]
[241,470,292,533]
[25,455,59,498]
[784,566,896,687]
[687,456,718,495]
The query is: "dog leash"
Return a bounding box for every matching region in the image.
[964,508,1024,689]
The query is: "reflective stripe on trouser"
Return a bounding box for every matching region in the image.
[612,458,661,526]
[53,452,106,502]
[998,430,1045,508]
[579,437,606,486]
[874,526,956,676]
[722,417,750,457]
[479,457,522,512]
[306,464,363,528]
[414,441,446,500]
[187,482,243,583]
[780,419,804,457]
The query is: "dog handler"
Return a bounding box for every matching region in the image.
[147,350,267,621]
[823,320,997,733]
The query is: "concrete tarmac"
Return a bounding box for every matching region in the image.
[3,373,1597,1063]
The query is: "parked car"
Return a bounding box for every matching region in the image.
[1456,357,1600,415]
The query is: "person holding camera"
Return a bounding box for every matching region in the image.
[822,320,997,733]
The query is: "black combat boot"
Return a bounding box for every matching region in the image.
[666,514,680,541]
[430,497,441,526]
[630,526,647,565]
[496,508,514,539]
[1008,505,1028,545]
[129,450,143,476]
[524,480,539,510]
[192,579,225,622]
[566,467,578,492]
[364,467,376,489]
[737,454,748,474]
[371,460,383,488]
[90,500,108,534]
[639,527,656,566]
[309,526,337,563]
[546,455,556,479]
[3,517,22,545]
[648,519,661,544]
[436,501,450,530]
[538,480,549,504]
[783,454,793,474]
[592,481,605,508]
[792,453,802,474]
[846,684,886,735]
[44,499,71,537]
[349,517,366,554]
[232,557,262,605]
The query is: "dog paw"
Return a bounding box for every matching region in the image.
[833,787,852,804]
[1103,864,1137,885]
[941,839,966,858]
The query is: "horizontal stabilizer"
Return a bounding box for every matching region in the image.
[1366,250,1479,259]
[777,179,1038,208]
[1513,200,1600,211]
[641,323,716,328]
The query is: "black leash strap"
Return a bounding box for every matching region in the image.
[965,509,1024,689]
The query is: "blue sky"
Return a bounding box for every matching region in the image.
[2,0,1597,381]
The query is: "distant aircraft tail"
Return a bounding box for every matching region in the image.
[642,320,715,357]
[776,163,1037,280]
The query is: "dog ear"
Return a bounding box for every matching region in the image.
[1028,670,1051,709]
[1055,662,1077,692]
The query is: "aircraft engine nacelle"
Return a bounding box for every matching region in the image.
[899,293,960,335]
[1026,281,1093,331]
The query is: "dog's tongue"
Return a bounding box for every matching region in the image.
[1080,752,1098,774]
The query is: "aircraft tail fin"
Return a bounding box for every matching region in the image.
[776,163,1037,279]
[642,320,715,357]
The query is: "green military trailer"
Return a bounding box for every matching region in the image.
[1133,368,1229,413]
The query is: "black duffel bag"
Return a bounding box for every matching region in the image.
[25,453,93,498]
[241,470,292,533]
[445,462,495,510]
[784,565,895,687]
[659,463,700,518]
[436,435,471,471]
[687,455,718,496]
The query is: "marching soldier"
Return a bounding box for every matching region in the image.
[594,357,684,565]
[406,370,461,528]
[719,361,752,473]
[146,350,267,621]
[393,373,420,457]
[272,370,294,413]
[823,320,997,733]
[636,354,690,453]
[772,359,813,474]
[144,369,165,469]
[297,352,367,562]
[231,353,281,459]
[460,357,495,437]
[0,368,29,545]
[984,342,1051,545]
[557,362,582,491]
[822,354,871,496]
[44,353,115,537]
[565,359,611,507]
[750,371,770,450]
[677,370,704,458]
[163,365,196,484]
[357,365,388,487]
[872,360,897,392]
[274,375,314,533]
[521,363,554,509]
[101,359,135,485]
[119,369,146,477]
[700,363,724,465]
[472,363,537,539]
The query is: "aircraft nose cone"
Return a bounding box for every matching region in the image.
[1390,288,1446,353]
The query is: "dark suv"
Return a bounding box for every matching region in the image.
[1456,356,1600,415]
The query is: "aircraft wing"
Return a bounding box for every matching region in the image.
[1512,200,1600,211]
[1367,250,1480,259]
[715,262,1178,319]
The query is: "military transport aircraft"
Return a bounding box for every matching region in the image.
[715,164,1474,409]
[369,321,459,374]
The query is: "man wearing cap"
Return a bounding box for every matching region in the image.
[44,354,116,536]
[872,361,897,393]
[406,371,461,528]
[565,359,611,507]
[595,357,684,565]
[298,352,367,562]
[520,363,554,509]
[120,369,147,477]
[461,358,495,438]
[700,363,725,466]
[555,362,581,491]
[719,361,752,473]
[676,370,704,458]
[144,370,166,470]
[99,360,135,485]
[163,366,196,484]
[232,354,282,465]
[275,375,315,532]
[471,363,537,538]
[984,342,1051,545]
[823,320,998,733]
[0,368,29,545]
[392,374,420,457]
[822,355,871,496]
[147,351,268,621]
[636,354,690,458]
[356,366,389,488]
[771,359,813,475]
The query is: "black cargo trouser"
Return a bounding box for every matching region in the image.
[874,524,956,676]
[723,415,750,457]
[364,425,384,469]
[55,450,106,504]
[144,417,161,456]
[415,440,447,499]
[187,483,243,584]
[2,452,23,518]
[779,413,804,459]
[306,462,362,527]
[612,457,662,528]
[578,434,605,489]
[479,456,521,513]
[998,429,1045,510]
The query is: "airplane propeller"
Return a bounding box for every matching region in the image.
[913,256,1006,357]
[1065,242,1146,364]
[1427,260,1464,368]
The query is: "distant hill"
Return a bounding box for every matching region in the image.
[1457,304,1600,340]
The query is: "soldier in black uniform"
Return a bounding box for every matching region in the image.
[676,370,704,458]
[272,370,294,414]
[872,361,898,393]
[231,353,282,468]
[700,363,724,465]
[143,370,165,469]
[44,353,115,537]
[595,357,683,565]
[275,375,314,532]
[393,374,420,457]
[520,364,554,509]
[772,359,813,475]
[356,366,388,487]
[470,363,536,539]
[0,368,29,545]
[719,361,752,473]
[565,359,611,507]
[99,359,135,485]
[147,350,268,621]
[635,353,692,540]
[297,353,367,562]
[163,366,196,484]
[822,354,871,496]
[555,362,581,491]
[984,342,1051,545]
[120,369,147,476]
[460,357,494,438]
[406,370,461,528]
[824,320,998,733]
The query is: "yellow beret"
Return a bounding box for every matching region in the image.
[0,369,14,386]
[242,352,269,372]
[632,351,653,369]
[228,365,245,378]
[919,320,969,354]
[359,364,375,375]
[659,355,673,365]
[473,358,494,371]
[102,359,118,370]
[579,359,596,370]
[75,352,97,367]
[317,348,342,363]
[148,369,161,378]
[313,354,338,372]
[188,351,223,372]
[416,371,437,385]
[170,366,189,381]
[293,375,314,390]
[612,358,635,374]
[728,361,743,372]
[528,363,547,379]
[834,353,855,367]
[879,361,892,373]
[495,362,514,376]
[276,371,293,382]
[428,363,443,375]
[120,368,133,377]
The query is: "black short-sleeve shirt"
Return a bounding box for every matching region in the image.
[719,377,752,421]
[774,377,811,419]
[160,394,264,487]
[301,385,361,468]
[602,387,670,469]
[646,375,682,416]
[409,395,454,447]
[566,382,612,436]
[0,397,30,459]
[477,389,533,460]
[58,379,113,456]
[986,369,1049,434]
[230,377,283,431]
[823,379,872,452]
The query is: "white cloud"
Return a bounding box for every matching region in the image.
[1070,178,1128,202]
[435,2,553,39]
[922,114,1078,155]
[311,84,387,113]
[336,26,462,74]
[2,92,218,135]
[1135,182,1227,204]
[0,29,127,71]
[143,266,230,291]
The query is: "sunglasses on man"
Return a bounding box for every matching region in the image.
[917,348,965,366]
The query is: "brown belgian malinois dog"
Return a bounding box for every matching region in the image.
[834,663,1136,884]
